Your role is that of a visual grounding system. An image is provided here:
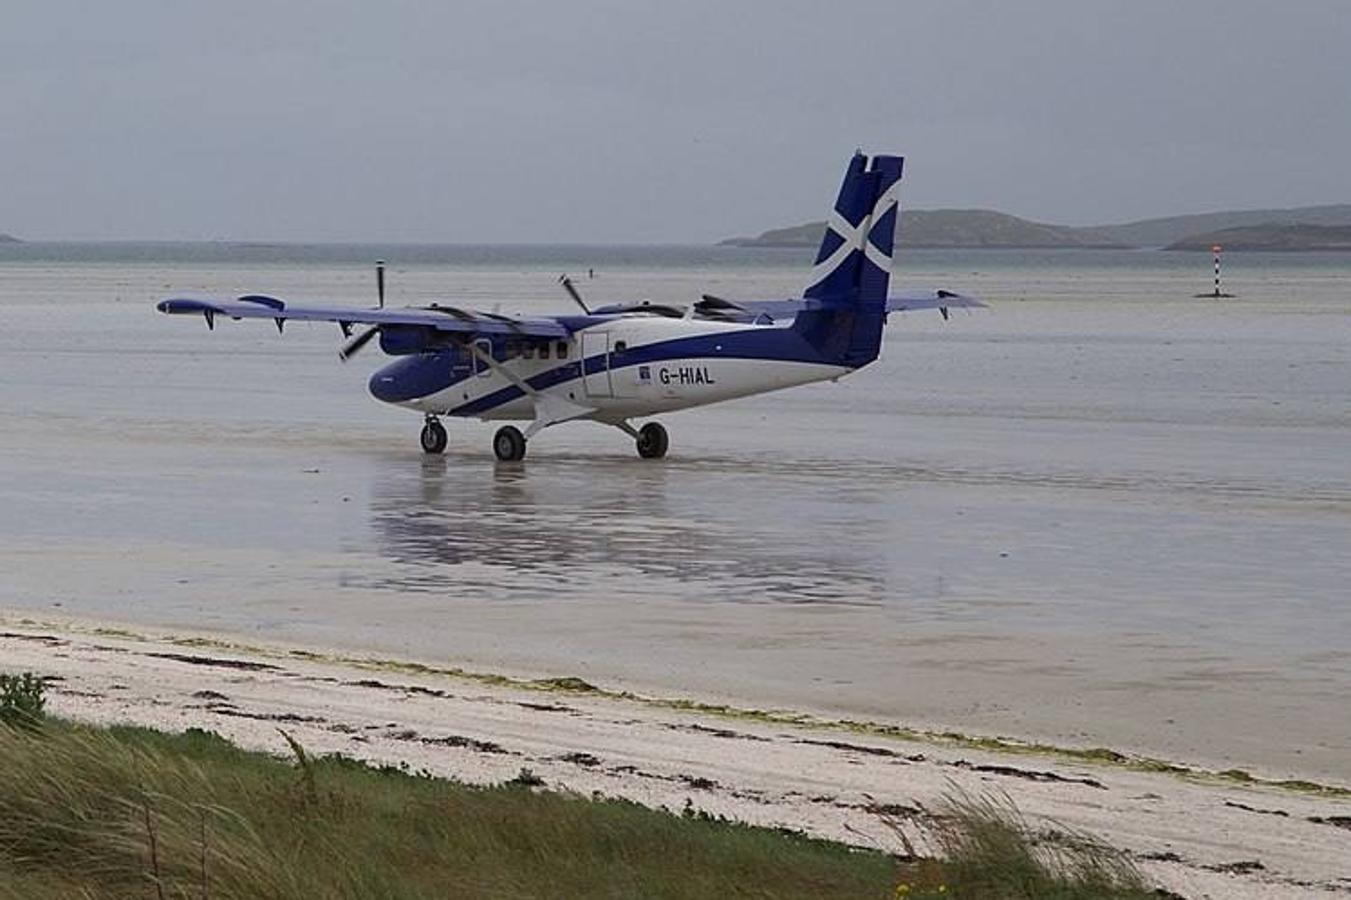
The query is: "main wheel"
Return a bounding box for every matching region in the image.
[420,420,448,454]
[635,422,669,459]
[493,425,527,462]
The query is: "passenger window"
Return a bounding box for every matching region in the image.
[539,344,550,360]
[614,341,627,354]
[556,341,569,359]
[522,344,534,359]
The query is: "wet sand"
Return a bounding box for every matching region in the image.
[1,254,1349,786]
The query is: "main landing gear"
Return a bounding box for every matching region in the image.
[635,422,669,459]
[420,417,448,454]
[493,425,527,462]
[419,417,667,462]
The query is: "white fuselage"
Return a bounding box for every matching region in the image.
[394,317,850,423]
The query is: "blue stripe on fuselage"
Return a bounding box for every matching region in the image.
[368,324,835,413]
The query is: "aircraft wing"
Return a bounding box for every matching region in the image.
[156,294,571,339]
[693,290,984,323]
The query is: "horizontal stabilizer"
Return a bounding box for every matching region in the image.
[691,290,984,325]
[886,290,986,313]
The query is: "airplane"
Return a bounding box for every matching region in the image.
[157,152,983,461]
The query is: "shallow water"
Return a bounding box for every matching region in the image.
[2,247,1348,779]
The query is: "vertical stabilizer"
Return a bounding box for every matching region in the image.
[796,152,904,367]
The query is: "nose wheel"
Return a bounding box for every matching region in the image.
[635,422,669,459]
[420,417,448,454]
[493,425,527,462]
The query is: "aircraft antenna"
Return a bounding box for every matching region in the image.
[376,260,386,309]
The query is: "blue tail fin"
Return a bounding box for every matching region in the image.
[795,152,904,367]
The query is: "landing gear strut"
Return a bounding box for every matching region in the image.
[420,417,447,454]
[493,425,527,462]
[635,422,669,459]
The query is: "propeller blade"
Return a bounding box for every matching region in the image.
[698,293,739,309]
[338,325,379,361]
[559,274,591,314]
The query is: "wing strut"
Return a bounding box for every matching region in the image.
[463,341,593,437]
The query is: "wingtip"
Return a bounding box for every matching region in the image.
[157,297,207,315]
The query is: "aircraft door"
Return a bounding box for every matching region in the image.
[608,337,638,399]
[580,332,612,397]
[473,339,493,377]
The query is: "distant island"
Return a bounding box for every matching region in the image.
[725,210,1123,250]
[723,203,1351,251]
[0,233,21,243]
[1166,224,1351,252]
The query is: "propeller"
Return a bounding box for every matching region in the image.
[338,260,387,360]
[694,293,746,322]
[338,325,380,361]
[698,293,738,309]
[559,274,591,314]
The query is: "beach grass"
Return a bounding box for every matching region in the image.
[0,709,1158,899]
[890,792,1158,899]
[0,720,899,899]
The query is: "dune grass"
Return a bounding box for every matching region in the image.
[0,696,1160,899]
[0,721,899,899]
[890,792,1158,899]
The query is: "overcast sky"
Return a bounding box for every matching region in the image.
[3,1,1349,242]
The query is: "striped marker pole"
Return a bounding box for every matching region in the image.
[1212,244,1222,298]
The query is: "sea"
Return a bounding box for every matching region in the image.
[1,242,1348,779]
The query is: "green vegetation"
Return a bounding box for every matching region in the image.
[0,719,897,899]
[891,793,1156,899]
[0,672,45,730]
[0,669,1162,900]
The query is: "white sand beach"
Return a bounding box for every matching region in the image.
[4,617,1348,899]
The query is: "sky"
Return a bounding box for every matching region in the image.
[3,1,1349,242]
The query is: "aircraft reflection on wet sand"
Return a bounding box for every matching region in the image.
[350,452,889,608]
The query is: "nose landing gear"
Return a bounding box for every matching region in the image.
[419,417,448,454]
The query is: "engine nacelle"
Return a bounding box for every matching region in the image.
[378,325,439,356]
